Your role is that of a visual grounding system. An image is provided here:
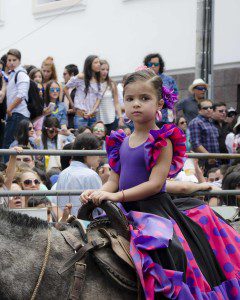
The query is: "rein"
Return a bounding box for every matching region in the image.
[30,227,52,300]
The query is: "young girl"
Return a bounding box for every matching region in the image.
[41,56,58,87]
[63,55,102,128]
[41,117,74,170]
[44,80,68,131]
[29,68,43,84]
[81,69,240,299]
[99,60,124,134]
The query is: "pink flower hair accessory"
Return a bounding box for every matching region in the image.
[162,86,178,109]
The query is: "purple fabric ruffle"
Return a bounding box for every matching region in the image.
[145,124,186,178]
[106,129,126,174]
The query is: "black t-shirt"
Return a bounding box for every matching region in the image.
[212,120,230,154]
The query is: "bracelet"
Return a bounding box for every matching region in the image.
[121,189,126,202]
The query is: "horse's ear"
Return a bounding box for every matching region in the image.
[78,201,130,240]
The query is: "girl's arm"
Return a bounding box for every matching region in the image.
[63,86,74,108]
[88,139,173,204]
[166,180,212,194]
[5,147,22,189]
[112,83,124,126]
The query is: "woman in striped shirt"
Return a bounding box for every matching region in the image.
[99,60,124,135]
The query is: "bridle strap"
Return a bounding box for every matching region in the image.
[30,227,52,300]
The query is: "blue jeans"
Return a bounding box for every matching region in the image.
[3,112,29,161]
[74,115,96,129]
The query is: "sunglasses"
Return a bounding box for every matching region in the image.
[23,179,41,186]
[16,157,32,163]
[201,106,213,110]
[147,62,160,67]
[218,109,227,113]
[28,126,34,131]
[50,87,60,93]
[194,86,207,91]
[45,127,59,134]
[179,121,187,125]
[93,127,105,132]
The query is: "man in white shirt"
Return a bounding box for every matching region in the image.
[54,133,102,216]
[3,49,30,154]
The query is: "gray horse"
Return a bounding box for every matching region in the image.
[0,209,137,300]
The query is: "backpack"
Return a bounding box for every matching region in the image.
[15,70,44,120]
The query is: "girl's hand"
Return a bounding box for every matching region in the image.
[80,189,95,204]
[90,191,120,206]
[13,146,23,153]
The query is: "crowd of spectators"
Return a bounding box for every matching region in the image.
[0,49,239,222]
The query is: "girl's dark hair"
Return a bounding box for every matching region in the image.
[28,196,51,207]
[14,119,33,147]
[33,167,52,190]
[222,164,240,205]
[100,59,115,95]
[29,68,43,81]
[0,54,7,70]
[44,80,60,106]
[75,126,92,135]
[124,69,163,101]
[41,117,60,149]
[65,64,79,76]
[24,65,37,75]
[60,142,73,170]
[72,133,100,162]
[143,53,165,74]
[83,55,101,95]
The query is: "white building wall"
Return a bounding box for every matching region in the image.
[0,0,239,79]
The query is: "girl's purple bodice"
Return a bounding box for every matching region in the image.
[119,137,166,192]
[106,124,186,194]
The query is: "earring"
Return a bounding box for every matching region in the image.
[156,110,162,122]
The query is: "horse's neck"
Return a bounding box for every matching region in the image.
[0,223,79,299]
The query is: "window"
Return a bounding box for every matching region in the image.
[32,0,86,19]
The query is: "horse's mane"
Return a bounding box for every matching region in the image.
[0,208,49,229]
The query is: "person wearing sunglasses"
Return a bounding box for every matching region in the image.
[44,80,69,133]
[188,99,220,173]
[9,118,40,150]
[92,121,107,150]
[177,78,208,124]
[17,169,41,207]
[175,116,191,152]
[212,102,230,164]
[143,53,178,124]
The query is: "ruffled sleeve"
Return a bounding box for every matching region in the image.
[106,129,126,174]
[144,124,186,178]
